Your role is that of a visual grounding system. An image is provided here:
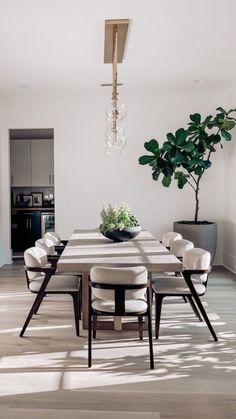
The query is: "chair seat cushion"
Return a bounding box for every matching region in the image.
[152,277,206,296]
[92,298,147,314]
[29,275,80,292]
[152,272,179,281]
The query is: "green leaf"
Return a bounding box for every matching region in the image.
[175,128,187,145]
[190,113,201,125]
[216,113,225,124]
[139,155,156,165]
[194,166,203,176]
[216,107,227,115]
[162,162,174,176]
[171,150,188,165]
[166,133,176,145]
[163,142,173,153]
[187,125,198,133]
[162,175,172,187]
[144,139,159,153]
[221,129,232,141]
[174,172,188,189]
[211,134,221,144]
[152,169,160,181]
[203,160,211,169]
[156,157,166,169]
[188,158,200,166]
[222,120,235,130]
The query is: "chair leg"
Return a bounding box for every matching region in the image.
[155,294,163,339]
[34,293,45,315]
[71,293,80,337]
[147,289,154,369]
[138,316,143,340]
[183,275,218,341]
[93,315,97,339]
[20,292,44,337]
[187,295,202,321]
[88,313,92,368]
[79,278,82,320]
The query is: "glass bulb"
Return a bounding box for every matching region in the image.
[105,125,126,150]
[105,145,121,158]
[106,101,127,123]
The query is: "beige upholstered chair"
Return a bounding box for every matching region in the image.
[20,247,81,337]
[88,266,154,369]
[36,237,57,255]
[152,238,194,280]
[161,231,182,249]
[170,238,194,259]
[35,237,59,268]
[152,248,217,341]
[44,232,68,254]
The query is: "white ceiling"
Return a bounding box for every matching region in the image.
[0,0,236,95]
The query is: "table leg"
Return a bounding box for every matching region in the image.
[82,271,89,330]
[114,317,122,330]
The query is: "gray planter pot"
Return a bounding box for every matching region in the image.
[173,221,217,262]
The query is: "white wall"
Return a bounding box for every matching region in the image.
[0,88,226,266]
[222,84,236,272]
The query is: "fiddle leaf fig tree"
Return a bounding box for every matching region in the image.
[139,107,236,222]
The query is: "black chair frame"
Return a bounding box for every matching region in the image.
[88,280,154,369]
[20,265,81,337]
[153,268,218,342]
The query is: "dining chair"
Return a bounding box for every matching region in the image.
[152,238,200,319]
[35,237,59,268]
[88,265,154,369]
[20,247,81,337]
[170,238,194,260]
[152,247,218,341]
[161,231,182,249]
[44,232,68,253]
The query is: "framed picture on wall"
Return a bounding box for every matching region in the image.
[31,192,43,207]
[16,194,33,207]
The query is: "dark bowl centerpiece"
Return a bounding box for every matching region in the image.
[99,204,141,242]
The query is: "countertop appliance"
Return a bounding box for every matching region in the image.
[41,212,55,236]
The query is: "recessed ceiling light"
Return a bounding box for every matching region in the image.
[19,84,30,88]
[194,79,207,84]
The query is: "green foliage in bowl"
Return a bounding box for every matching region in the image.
[99,204,139,234]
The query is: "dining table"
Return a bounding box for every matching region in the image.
[57,229,183,330]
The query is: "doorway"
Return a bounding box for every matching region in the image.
[10,128,54,258]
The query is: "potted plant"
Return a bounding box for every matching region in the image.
[99,203,141,242]
[138,107,236,260]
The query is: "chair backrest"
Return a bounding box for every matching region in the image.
[44,231,61,246]
[162,231,182,248]
[170,239,194,258]
[24,247,48,281]
[90,266,148,301]
[36,237,56,256]
[183,248,211,284]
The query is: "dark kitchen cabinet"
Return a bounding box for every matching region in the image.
[11,210,41,251]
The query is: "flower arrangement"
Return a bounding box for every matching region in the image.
[99,203,139,234]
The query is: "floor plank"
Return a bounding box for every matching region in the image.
[0,263,236,418]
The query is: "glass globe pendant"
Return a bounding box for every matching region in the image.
[104,23,127,158]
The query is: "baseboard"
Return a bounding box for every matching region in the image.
[223,251,236,274]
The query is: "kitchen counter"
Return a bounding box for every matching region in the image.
[12,207,54,211]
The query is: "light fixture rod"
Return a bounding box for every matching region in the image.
[112,25,118,101]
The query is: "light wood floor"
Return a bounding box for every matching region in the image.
[0,263,236,418]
